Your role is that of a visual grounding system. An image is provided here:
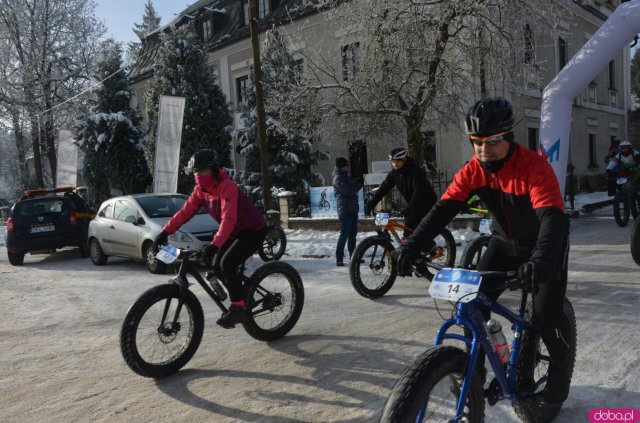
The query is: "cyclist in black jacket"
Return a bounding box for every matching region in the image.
[364,147,437,237]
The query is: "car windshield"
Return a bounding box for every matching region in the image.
[15,198,68,216]
[136,195,206,218]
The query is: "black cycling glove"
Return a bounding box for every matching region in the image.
[202,243,219,266]
[153,231,169,253]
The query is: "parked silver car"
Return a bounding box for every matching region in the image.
[88,193,218,273]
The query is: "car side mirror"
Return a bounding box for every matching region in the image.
[124,215,137,224]
[136,216,145,225]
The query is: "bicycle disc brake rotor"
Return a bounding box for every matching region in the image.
[157,322,181,343]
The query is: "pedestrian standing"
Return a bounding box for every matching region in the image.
[333,157,363,266]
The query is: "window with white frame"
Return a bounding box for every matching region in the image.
[608,60,616,90]
[587,82,597,103]
[242,1,249,26]
[588,133,598,168]
[202,19,212,41]
[259,0,270,17]
[557,37,567,72]
[236,75,249,108]
[523,23,535,64]
[241,0,270,25]
[342,42,361,81]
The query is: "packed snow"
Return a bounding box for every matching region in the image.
[1,191,637,422]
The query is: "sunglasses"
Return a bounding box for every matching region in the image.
[469,131,511,147]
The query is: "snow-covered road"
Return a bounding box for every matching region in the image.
[0,214,638,422]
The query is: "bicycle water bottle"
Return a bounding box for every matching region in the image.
[486,319,510,364]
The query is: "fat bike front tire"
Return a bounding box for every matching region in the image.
[379,346,485,423]
[613,191,630,227]
[243,261,304,342]
[349,235,397,299]
[120,284,204,378]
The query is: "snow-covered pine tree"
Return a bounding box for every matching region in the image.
[237,28,327,205]
[144,24,232,194]
[74,40,150,210]
[127,0,162,64]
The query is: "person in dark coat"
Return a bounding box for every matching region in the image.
[333,157,363,266]
[364,147,437,237]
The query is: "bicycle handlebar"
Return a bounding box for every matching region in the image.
[417,259,523,291]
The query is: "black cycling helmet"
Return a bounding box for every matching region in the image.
[188,148,218,172]
[389,147,408,160]
[465,96,515,136]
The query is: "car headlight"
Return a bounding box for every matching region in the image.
[168,231,193,243]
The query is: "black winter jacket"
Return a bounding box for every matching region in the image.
[369,158,437,219]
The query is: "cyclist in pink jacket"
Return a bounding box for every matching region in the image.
[154,149,266,328]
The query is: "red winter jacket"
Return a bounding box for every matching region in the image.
[408,143,568,266]
[162,169,266,248]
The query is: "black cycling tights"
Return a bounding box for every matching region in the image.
[471,235,572,403]
[213,228,266,302]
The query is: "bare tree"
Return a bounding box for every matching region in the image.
[0,0,104,188]
[288,0,565,164]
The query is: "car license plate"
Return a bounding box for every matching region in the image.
[30,225,55,233]
[429,268,482,303]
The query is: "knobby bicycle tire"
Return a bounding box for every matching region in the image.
[120,284,204,378]
[258,224,287,262]
[349,235,397,299]
[242,261,304,341]
[613,191,630,227]
[379,346,485,423]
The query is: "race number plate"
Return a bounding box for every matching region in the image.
[428,268,482,302]
[155,244,180,264]
[375,212,389,226]
[479,219,492,235]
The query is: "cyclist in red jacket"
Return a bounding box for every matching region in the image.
[154,149,266,328]
[398,97,572,421]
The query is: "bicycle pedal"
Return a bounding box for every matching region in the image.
[484,378,501,406]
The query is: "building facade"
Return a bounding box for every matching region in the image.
[128,0,633,193]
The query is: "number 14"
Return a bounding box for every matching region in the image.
[447,284,460,294]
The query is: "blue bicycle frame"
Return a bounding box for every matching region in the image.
[422,285,539,422]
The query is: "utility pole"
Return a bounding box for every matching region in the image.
[249,0,273,210]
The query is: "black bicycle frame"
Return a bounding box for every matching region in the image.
[433,290,538,421]
[173,255,229,314]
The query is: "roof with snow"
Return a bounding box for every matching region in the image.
[128,0,316,83]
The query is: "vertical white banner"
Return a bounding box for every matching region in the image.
[153,95,186,193]
[56,129,77,187]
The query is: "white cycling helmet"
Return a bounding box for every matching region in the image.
[620,140,632,147]
[389,147,408,160]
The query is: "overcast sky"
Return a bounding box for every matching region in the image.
[95,0,192,46]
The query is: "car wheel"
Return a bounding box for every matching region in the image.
[89,238,108,265]
[143,241,166,274]
[8,251,25,266]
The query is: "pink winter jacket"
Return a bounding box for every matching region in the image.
[162,169,266,248]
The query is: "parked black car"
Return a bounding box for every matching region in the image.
[5,187,94,265]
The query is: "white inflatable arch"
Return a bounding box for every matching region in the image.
[539,0,640,194]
